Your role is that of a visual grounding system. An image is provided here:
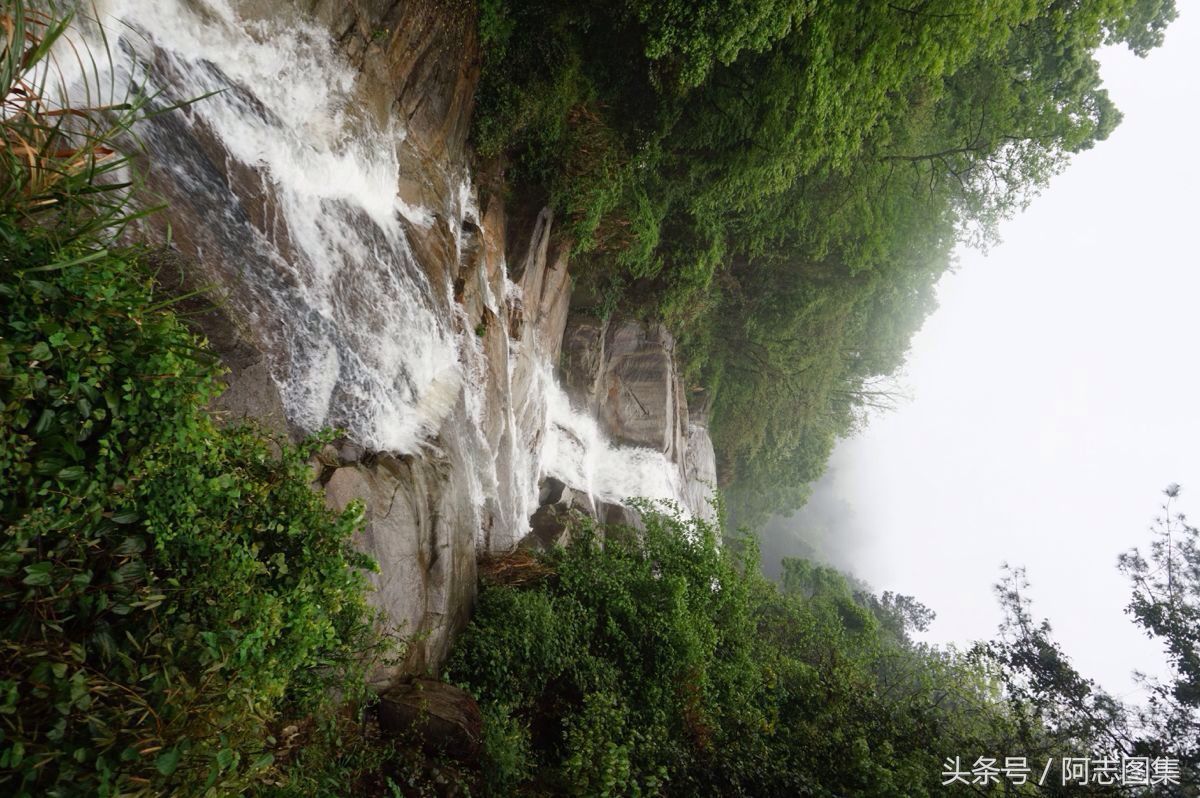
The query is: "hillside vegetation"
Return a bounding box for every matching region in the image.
[0,6,389,795]
[473,0,1177,521]
[3,2,1195,797]
[446,502,1200,796]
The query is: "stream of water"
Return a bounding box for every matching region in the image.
[64,0,707,547]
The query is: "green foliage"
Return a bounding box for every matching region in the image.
[0,209,382,798]
[448,509,1015,796]
[450,495,1200,796]
[971,486,1200,794]
[0,5,382,794]
[0,2,155,252]
[474,0,1178,521]
[478,703,530,793]
[249,713,391,798]
[1119,486,1199,781]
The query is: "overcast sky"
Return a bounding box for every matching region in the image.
[815,7,1200,699]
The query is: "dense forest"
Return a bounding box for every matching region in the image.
[443,497,1200,796]
[2,0,1196,796]
[472,0,1176,521]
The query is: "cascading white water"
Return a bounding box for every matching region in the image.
[65,0,709,546]
[72,0,460,454]
[539,367,686,507]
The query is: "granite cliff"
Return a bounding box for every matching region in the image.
[107,0,715,680]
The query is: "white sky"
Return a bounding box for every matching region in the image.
[822,7,1200,699]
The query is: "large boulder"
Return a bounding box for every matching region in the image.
[596,500,645,532]
[519,477,597,551]
[523,504,573,551]
[321,446,477,684]
[376,679,483,762]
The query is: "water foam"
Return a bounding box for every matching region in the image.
[77,0,459,453]
[538,365,686,507]
[62,0,709,545]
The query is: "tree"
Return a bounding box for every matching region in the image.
[978,486,1200,796]
[1119,485,1200,781]
[475,0,1179,523]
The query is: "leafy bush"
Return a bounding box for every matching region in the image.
[0,4,382,795]
[0,237,384,792]
[447,509,1013,797]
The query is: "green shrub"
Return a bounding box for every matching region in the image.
[448,511,763,795]
[0,209,384,798]
[0,4,381,795]
[447,509,1021,797]
[478,703,530,794]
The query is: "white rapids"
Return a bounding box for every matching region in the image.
[60,0,714,548]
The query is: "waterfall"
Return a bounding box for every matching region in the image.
[70,0,459,453]
[539,368,685,507]
[64,0,709,548]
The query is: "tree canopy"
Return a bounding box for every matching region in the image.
[476,0,1178,521]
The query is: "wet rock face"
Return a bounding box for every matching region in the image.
[560,315,605,408]
[320,444,477,682]
[156,241,476,678]
[150,250,290,439]
[293,0,482,304]
[508,209,572,363]
[600,320,686,457]
[560,314,687,458]
[683,422,718,522]
[303,194,573,682]
[137,0,518,687]
[298,0,479,164]
[558,313,719,523]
